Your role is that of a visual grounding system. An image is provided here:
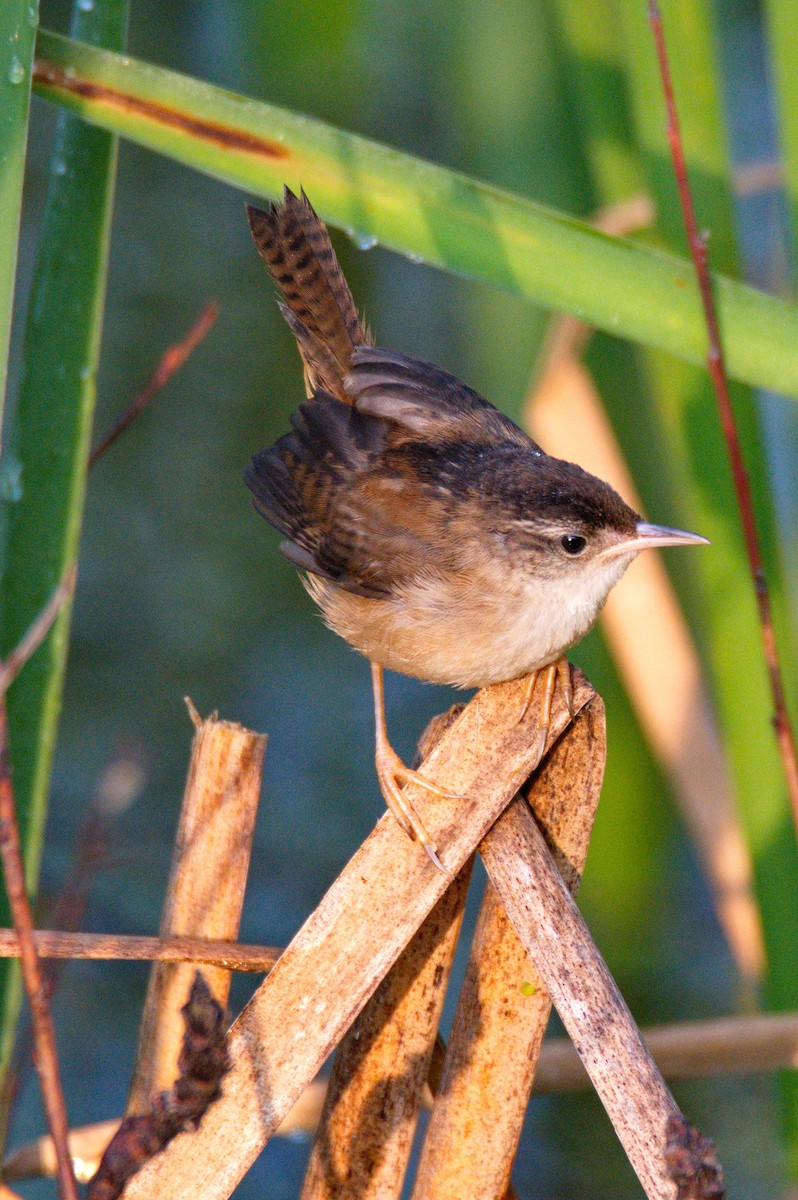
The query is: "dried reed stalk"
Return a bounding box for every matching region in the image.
[527,224,763,984]
[126,705,265,1112]
[529,356,762,981]
[123,670,596,1200]
[301,861,472,1199]
[0,930,280,971]
[12,1006,798,1184]
[412,695,605,1199]
[482,797,688,1200]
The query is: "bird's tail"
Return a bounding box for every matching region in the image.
[247,188,370,402]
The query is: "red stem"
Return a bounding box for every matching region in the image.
[648,0,798,828]
[0,705,78,1200]
[89,300,218,468]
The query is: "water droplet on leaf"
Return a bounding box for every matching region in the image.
[0,458,24,503]
[8,58,25,85]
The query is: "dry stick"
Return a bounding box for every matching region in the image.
[0,930,280,972]
[300,705,470,1200]
[122,671,596,1200]
[0,575,80,1200]
[648,0,798,826]
[11,1003,798,1187]
[87,301,218,468]
[126,703,265,1112]
[301,861,473,1199]
[536,1010,798,1093]
[482,799,699,1200]
[412,696,606,1200]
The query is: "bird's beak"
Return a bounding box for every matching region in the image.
[599,521,710,561]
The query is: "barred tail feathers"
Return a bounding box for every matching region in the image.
[247,189,370,401]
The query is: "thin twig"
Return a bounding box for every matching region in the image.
[0,705,78,1200]
[648,0,798,827]
[0,565,77,700]
[88,302,218,468]
[0,929,280,972]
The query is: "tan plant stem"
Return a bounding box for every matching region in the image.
[0,930,280,972]
[126,704,265,1112]
[121,671,596,1200]
[480,795,697,1200]
[412,696,605,1199]
[300,862,472,1199]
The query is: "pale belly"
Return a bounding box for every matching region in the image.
[304,560,626,688]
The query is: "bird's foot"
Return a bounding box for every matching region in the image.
[375,743,460,872]
[519,657,575,765]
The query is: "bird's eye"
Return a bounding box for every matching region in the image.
[561,534,587,556]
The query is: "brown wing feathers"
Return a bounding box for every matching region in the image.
[246,189,370,401]
[244,189,538,599]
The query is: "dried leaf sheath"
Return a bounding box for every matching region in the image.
[412,696,605,1199]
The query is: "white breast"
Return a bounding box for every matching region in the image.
[308,553,633,690]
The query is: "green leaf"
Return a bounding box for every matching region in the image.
[0,1,38,432]
[764,0,798,278]
[31,28,798,403]
[0,0,129,1132]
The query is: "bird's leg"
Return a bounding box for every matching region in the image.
[519,656,575,765]
[370,661,457,872]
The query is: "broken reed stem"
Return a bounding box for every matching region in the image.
[301,861,473,1200]
[648,0,798,828]
[482,796,688,1200]
[88,301,218,468]
[126,707,265,1112]
[0,930,280,972]
[412,697,606,1200]
[122,671,597,1200]
[0,705,78,1200]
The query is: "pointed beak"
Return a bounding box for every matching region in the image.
[599,521,710,561]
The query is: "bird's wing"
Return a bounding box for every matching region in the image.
[245,393,448,598]
[345,345,542,452]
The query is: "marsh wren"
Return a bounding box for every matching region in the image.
[245,189,708,869]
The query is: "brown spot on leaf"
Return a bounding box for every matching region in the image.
[33,60,291,161]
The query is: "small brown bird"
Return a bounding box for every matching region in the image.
[245,188,708,869]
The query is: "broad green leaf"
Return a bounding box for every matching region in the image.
[30,28,798,403]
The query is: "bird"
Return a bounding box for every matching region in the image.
[244,187,708,870]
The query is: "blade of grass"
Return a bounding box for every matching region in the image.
[28,28,798,403]
[0,0,129,1145]
[763,0,798,278]
[0,1,38,435]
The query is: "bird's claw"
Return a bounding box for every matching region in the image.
[376,747,453,872]
[520,657,575,766]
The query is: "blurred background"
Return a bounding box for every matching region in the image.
[6,0,797,1195]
